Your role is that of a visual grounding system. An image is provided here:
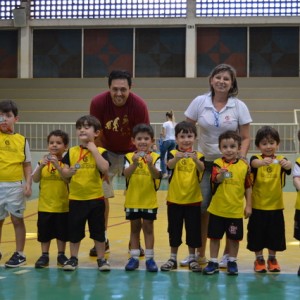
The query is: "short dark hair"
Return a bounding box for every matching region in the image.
[132,123,154,139]
[108,70,132,88]
[255,126,280,147]
[218,130,242,147]
[75,115,101,132]
[175,121,197,137]
[209,64,238,97]
[47,129,69,145]
[0,99,18,117]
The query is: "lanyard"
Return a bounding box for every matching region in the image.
[222,158,235,170]
[47,161,62,173]
[77,146,90,164]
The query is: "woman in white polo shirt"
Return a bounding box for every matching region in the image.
[182,63,252,268]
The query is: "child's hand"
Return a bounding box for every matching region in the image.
[48,154,60,168]
[279,159,292,170]
[175,152,185,159]
[261,157,273,166]
[86,141,97,152]
[23,184,32,198]
[244,206,252,219]
[132,152,140,164]
[69,166,77,176]
[145,153,153,165]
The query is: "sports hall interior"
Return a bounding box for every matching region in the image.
[0,1,300,299]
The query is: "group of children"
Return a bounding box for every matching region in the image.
[1,99,300,275]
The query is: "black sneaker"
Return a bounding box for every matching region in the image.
[97,258,111,272]
[63,257,78,271]
[89,240,110,257]
[5,252,26,268]
[57,254,68,267]
[35,255,49,268]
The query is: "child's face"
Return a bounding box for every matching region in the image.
[48,135,68,158]
[176,130,195,151]
[76,122,99,143]
[258,137,279,157]
[132,132,153,152]
[0,111,18,133]
[219,138,240,161]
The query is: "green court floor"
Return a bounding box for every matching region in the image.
[1,267,300,300]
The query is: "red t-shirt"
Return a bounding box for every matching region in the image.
[90,91,150,154]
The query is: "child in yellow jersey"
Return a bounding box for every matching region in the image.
[61,115,110,272]
[203,130,252,276]
[293,130,300,276]
[32,129,69,268]
[248,126,291,273]
[123,123,161,272]
[0,100,32,268]
[160,121,205,273]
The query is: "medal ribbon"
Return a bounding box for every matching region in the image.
[47,161,62,173]
[77,146,90,165]
[222,158,235,170]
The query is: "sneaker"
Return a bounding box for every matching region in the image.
[160,259,177,271]
[57,254,68,267]
[89,240,110,257]
[146,258,158,272]
[198,256,208,265]
[180,255,191,267]
[97,258,111,272]
[203,261,219,275]
[63,257,78,271]
[227,261,238,275]
[128,242,145,257]
[254,258,267,273]
[5,252,26,268]
[219,254,229,268]
[267,258,281,272]
[35,255,49,268]
[189,260,202,272]
[125,257,139,271]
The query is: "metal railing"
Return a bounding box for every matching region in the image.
[14,121,300,153]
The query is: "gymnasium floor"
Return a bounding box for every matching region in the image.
[1,153,300,299]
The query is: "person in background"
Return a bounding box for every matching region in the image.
[160,121,204,273]
[61,115,110,272]
[0,100,32,268]
[160,110,176,179]
[90,70,149,257]
[123,124,161,272]
[247,126,291,273]
[293,129,300,276]
[32,130,69,268]
[202,131,251,276]
[183,63,252,268]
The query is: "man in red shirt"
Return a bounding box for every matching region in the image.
[90,70,150,256]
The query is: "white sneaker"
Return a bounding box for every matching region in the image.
[219,254,229,268]
[180,255,190,267]
[180,254,207,267]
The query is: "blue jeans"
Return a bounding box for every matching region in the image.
[160,140,176,174]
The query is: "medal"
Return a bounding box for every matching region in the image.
[223,171,232,178]
[139,151,145,157]
[47,154,52,160]
[273,159,279,164]
[74,163,81,169]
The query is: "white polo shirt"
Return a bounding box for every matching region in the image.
[184,92,252,161]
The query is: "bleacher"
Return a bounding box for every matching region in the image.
[0,77,299,152]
